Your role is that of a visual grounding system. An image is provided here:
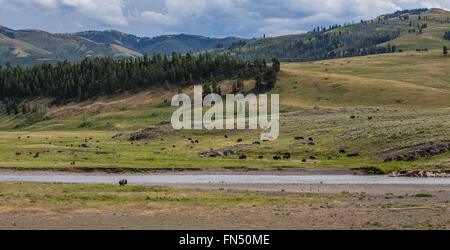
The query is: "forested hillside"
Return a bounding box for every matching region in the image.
[216,8,450,61]
[0,53,280,114]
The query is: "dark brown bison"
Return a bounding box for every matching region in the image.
[283,153,291,160]
[119,179,128,186]
[15,152,22,156]
[273,155,281,160]
[224,135,228,138]
[339,149,346,154]
[239,155,247,160]
[253,141,261,145]
[309,156,316,160]
[347,153,360,157]
[258,156,264,159]
[237,139,243,143]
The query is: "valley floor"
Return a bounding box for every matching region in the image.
[0,182,448,230]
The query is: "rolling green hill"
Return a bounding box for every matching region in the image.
[216,8,450,61]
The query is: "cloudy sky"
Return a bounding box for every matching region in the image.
[0,0,449,38]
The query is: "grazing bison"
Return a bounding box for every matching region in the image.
[239,155,247,160]
[224,135,228,138]
[339,149,346,154]
[347,153,360,157]
[173,145,176,148]
[308,137,314,141]
[195,140,199,143]
[258,156,264,159]
[302,159,307,162]
[283,153,291,160]
[309,156,316,160]
[237,139,243,143]
[368,116,373,120]
[70,162,76,166]
[273,155,282,160]
[15,152,22,156]
[119,179,128,186]
[350,116,356,119]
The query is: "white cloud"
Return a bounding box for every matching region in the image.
[4,0,128,26]
[1,0,449,37]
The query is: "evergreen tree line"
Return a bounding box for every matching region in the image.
[444,31,450,41]
[226,24,402,62]
[0,52,278,113]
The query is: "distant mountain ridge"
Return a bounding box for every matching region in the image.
[0,26,249,66]
[1,8,449,66]
[72,31,249,56]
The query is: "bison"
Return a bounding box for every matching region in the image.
[273,155,282,160]
[237,139,243,143]
[239,155,247,160]
[119,179,128,186]
[283,153,291,160]
[295,137,304,140]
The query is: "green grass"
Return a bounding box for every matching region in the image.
[0,48,448,173]
[0,182,298,211]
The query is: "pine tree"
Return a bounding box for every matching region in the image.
[232,82,238,94]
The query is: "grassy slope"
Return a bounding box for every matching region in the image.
[279,50,450,110]
[378,9,450,51]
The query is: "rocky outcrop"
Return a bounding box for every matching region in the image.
[389,170,450,178]
[199,144,257,157]
[376,141,449,162]
[113,122,174,141]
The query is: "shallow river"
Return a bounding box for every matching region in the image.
[0,174,449,185]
